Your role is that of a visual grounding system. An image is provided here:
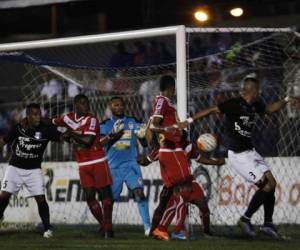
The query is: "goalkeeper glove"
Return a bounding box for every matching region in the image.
[135,123,147,138]
[108,119,124,138]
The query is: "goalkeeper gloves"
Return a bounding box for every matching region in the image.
[108,119,124,139]
[135,123,147,138]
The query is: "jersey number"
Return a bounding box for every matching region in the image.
[249,172,256,180]
[2,180,8,189]
[234,122,241,131]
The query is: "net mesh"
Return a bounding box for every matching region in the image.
[0,28,299,234]
[186,30,300,234]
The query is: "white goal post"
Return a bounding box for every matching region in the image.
[0,26,294,120]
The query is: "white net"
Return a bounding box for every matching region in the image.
[0,34,176,227]
[186,29,300,234]
[0,28,299,234]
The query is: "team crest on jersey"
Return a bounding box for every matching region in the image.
[128,122,134,130]
[34,132,42,139]
[89,118,96,130]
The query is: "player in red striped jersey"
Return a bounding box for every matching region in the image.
[52,94,121,238]
[149,75,224,240]
[139,130,224,239]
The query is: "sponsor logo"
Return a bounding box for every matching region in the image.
[34,132,42,139]
[128,122,134,130]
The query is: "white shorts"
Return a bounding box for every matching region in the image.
[1,165,45,197]
[228,149,270,183]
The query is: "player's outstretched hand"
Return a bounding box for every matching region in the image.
[135,123,147,138]
[176,120,189,129]
[112,119,124,134]
[215,158,226,166]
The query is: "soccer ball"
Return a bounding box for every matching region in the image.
[197,133,217,152]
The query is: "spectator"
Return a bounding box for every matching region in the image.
[109,42,132,68]
[0,101,9,136]
[112,70,129,92]
[159,42,174,64]
[40,73,62,101]
[133,41,146,66]
[139,78,159,117]
[67,81,81,99]
[145,41,162,65]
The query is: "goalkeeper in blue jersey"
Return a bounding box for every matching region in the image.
[100,96,151,236]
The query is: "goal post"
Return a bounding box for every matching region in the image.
[0,25,188,120]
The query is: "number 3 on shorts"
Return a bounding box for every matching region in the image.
[2,180,8,189]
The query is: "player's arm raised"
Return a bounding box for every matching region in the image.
[99,119,124,146]
[265,96,299,114]
[149,117,179,133]
[177,105,220,129]
[197,156,225,166]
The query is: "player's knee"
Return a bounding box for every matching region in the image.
[99,185,113,201]
[194,198,209,214]
[263,181,276,193]
[0,191,11,201]
[34,195,46,204]
[84,189,96,202]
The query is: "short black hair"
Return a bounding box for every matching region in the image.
[159,75,175,92]
[110,96,124,104]
[26,103,40,114]
[74,94,89,104]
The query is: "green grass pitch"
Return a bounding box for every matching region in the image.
[1,225,300,250]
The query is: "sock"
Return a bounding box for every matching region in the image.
[150,188,172,233]
[137,198,151,231]
[264,190,275,224]
[174,197,188,233]
[198,202,210,233]
[244,189,268,219]
[87,200,104,227]
[157,195,177,232]
[0,197,9,219]
[102,198,113,231]
[37,201,50,231]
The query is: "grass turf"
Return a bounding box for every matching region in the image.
[1,225,300,250]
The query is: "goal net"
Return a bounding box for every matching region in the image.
[0,26,299,234]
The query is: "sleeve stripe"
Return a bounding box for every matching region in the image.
[84,131,96,135]
[152,114,163,118]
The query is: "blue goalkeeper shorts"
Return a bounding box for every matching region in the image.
[109,162,144,201]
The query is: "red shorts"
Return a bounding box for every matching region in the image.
[79,160,112,189]
[176,181,205,202]
[188,181,205,202]
[159,149,191,188]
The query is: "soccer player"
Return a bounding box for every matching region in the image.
[0,103,63,238]
[179,73,299,238]
[52,94,117,238]
[100,96,151,236]
[149,75,200,241]
[139,130,225,240]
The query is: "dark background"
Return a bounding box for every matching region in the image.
[0,0,299,43]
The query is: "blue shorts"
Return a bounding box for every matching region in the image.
[109,162,144,201]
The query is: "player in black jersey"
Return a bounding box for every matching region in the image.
[178,73,299,238]
[0,103,63,238]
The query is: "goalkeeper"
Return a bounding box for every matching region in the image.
[100,97,151,236]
